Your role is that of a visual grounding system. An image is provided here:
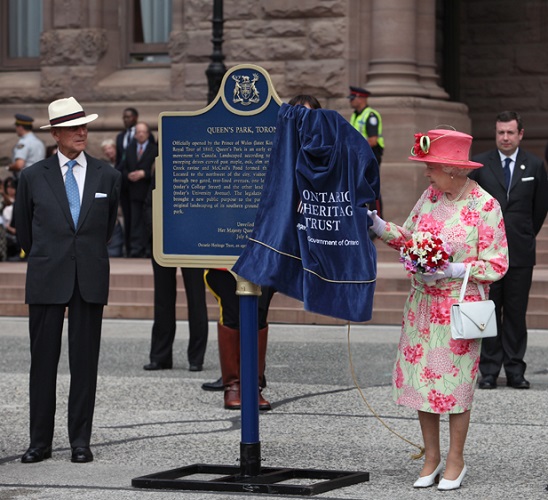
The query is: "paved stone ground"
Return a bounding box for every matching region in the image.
[1,317,547,499]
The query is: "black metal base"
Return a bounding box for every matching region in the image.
[132,463,370,496]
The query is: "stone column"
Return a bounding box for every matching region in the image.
[365,0,428,97]
[360,0,471,223]
[417,0,449,99]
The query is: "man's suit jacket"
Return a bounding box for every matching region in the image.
[14,153,121,305]
[115,129,126,169]
[470,148,548,267]
[121,139,158,202]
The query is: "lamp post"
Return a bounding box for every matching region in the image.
[206,0,227,104]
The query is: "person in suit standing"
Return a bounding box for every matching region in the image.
[14,97,121,463]
[470,110,548,390]
[142,176,209,372]
[120,121,157,258]
[115,107,139,256]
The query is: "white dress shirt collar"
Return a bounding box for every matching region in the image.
[498,148,518,164]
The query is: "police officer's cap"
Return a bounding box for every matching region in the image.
[15,114,35,126]
[347,86,371,99]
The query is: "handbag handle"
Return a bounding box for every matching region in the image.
[458,263,487,302]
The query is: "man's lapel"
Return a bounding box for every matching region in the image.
[42,156,76,230]
[78,154,102,230]
[509,149,528,192]
[487,150,506,190]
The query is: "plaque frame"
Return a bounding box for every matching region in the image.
[153,63,282,269]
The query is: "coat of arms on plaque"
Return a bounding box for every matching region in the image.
[232,73,260,106]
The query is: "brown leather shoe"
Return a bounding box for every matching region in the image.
[259,391,272,411]
[224,383,241,410]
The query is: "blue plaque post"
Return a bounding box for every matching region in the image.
[132,64,370,495]
[235,276,261,476]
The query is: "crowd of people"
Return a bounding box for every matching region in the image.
[3,93,547,494]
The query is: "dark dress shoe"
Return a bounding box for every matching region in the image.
[21,446,52,463]
[71,447,94,463]
[506,375,530,389]
[189,364,203,372]
[201,375,268,391]
[478,375,497,389]
[202,376,224,391]
[143,361,172,371]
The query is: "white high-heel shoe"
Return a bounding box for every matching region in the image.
[413,462,443,488]
[438,465,467,490]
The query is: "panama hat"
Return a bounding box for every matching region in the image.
[40,97,98,129]
[408,129,483,169]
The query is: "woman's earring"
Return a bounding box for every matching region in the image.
[450,175,454,179]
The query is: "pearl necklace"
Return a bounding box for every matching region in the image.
[443,178,470,204]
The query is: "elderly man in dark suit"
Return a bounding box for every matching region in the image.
[120,121,157,257]
[15,97,121,463]
[470,110,548,390]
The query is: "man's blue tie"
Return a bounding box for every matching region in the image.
[65,160,80,226]
[503,157,512,190]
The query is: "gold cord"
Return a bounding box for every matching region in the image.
[346,322,425,460]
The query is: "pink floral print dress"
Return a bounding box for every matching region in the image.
[380,183,508,414]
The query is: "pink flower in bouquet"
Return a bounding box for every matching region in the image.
[399,231,452,274]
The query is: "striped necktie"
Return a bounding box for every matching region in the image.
[65,160,80,226]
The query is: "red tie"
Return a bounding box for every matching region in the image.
[137,144,144,160]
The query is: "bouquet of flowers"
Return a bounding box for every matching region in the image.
[400,232,452,274]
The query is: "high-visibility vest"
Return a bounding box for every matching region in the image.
[350,107,384,149]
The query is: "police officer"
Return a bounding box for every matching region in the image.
[8,114,46,182]
[348,86,384,224]
[348,86,384,166]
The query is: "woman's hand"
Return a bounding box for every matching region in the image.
[422,263,467,283]
[367,209,386,236]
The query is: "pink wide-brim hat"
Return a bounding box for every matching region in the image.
[408,129,483,169]
[40,96,98,129]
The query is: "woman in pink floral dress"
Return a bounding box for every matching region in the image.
[369,129,508,491]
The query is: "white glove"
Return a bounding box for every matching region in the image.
[422,263,467,283]
[367,209,386,236]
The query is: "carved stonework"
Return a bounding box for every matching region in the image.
[169,32,189,65]
[41,29,108,66]
[262,0,345,18]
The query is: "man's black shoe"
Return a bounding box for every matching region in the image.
[21,446,52,463]
[478,375,497,389]
[143,361,172,371]
[201,376,224,391]
[71,447,94,463]
[189,364,203,372]
[506,375,530,389]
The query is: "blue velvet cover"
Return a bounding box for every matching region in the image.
[232,103,379,322]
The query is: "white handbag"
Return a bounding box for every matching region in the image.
[450,264,497,340]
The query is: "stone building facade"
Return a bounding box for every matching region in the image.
[1,0,547,223]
